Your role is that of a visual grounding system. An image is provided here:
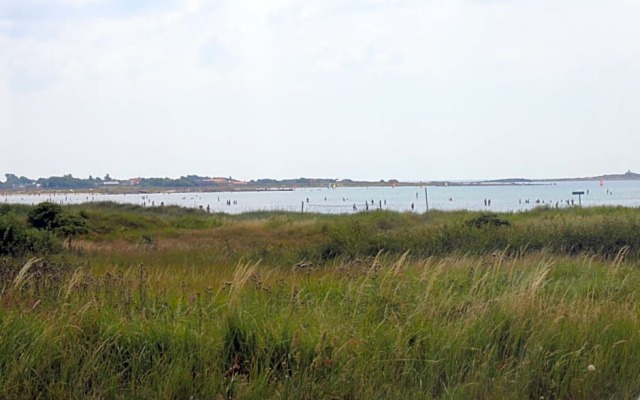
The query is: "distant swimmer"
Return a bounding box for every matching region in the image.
[353,203,357,211]
[411,203,415,211]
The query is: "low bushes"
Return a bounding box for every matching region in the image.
[0,213,60,256]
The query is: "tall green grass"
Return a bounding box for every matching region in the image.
[1,253,639,398]
[2,203,640,398]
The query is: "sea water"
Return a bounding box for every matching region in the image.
[2,181,640,214]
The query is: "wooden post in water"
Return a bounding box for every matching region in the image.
[424,187,430,220]
[301,201,304,214]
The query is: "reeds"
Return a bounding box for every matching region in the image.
[0,252,639,398]
[2,203,640,397]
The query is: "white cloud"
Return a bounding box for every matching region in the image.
[2,0,640,180]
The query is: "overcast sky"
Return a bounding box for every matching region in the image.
[2,0,639,181]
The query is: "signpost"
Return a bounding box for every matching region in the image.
[572,191,585,207]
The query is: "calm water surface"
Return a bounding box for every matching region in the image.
[3,181,640,214]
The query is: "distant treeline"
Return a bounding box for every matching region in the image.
[0,173,400,190]
[1,173,111,190]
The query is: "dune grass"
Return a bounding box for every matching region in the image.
[1,203,640,398]
[1,251,640,399]
[53,202,640,270]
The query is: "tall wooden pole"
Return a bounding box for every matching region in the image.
[424,187,429,220]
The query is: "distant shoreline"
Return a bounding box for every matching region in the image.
[488,171,640,184]
[1,171,638,196]
[0,180,589,196]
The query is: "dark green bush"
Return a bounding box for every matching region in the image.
[0,213,60,256]
[53,213,89,236]
[27,202,64,230]
[27,202,88,237]
[466,214,511,229]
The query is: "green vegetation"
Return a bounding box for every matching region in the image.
[0,212,60,256]
[0,173,399,191]
[27,201,89,236]
[1,202,640,398]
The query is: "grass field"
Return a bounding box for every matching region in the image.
[1,202,639,399]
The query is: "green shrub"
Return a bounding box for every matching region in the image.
[52,213,89,237]
[27,202,63,230]
[27,202,88,237]
[0,213,60,256]
[466,213,511,228]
